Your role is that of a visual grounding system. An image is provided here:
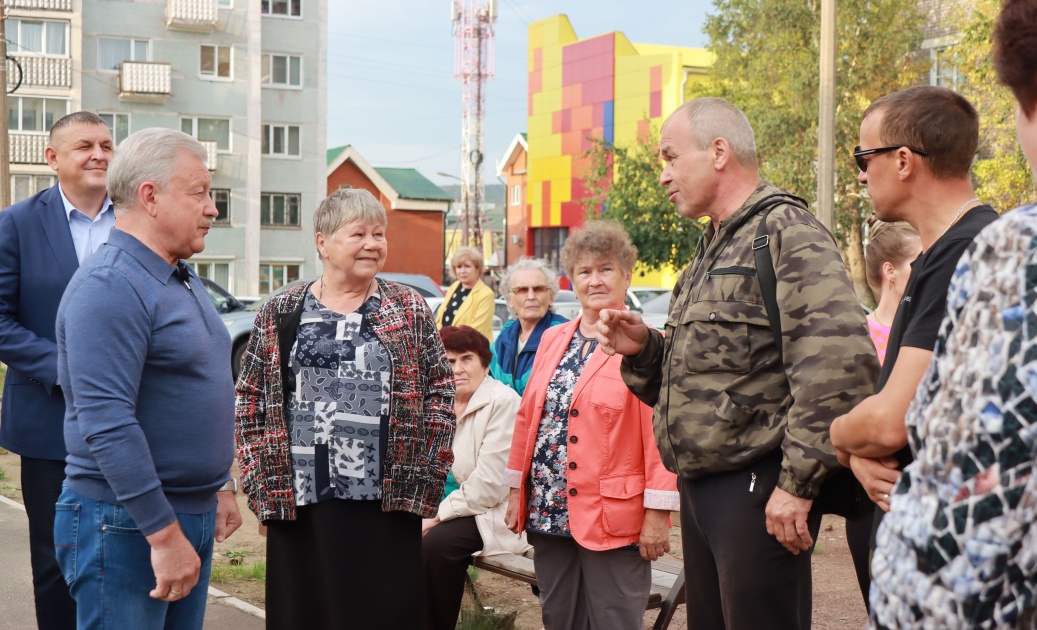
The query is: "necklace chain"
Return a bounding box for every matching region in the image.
[942,197,979,239]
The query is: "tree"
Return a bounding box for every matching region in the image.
[690,0,926,302]
[951,0,1034,212]
[581,129,703,272]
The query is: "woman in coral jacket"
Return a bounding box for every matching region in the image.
[504,221,679,630]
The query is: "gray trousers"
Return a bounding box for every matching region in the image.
[527,531,651,630]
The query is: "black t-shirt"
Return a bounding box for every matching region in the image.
[879,205,999,465]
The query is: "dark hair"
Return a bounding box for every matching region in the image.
[865,221,920,301]
[559,220,637,277]
[439,325,492,368]
[863,86,978,179]
[48,111,109,143]
[994,0,1037,118]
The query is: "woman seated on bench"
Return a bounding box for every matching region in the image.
[422,325,531,630]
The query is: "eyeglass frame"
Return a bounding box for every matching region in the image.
[509,285,550,296]
[852,145,928,172]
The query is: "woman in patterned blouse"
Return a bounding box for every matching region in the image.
[234,189,455,629]
[503,221,679,629]
[436,246,495,340]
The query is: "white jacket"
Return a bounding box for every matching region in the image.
[437,375,531,557]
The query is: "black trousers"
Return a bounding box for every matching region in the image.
[266,499,422,630]
[21,456,76,630]
[422,516,483,630]
[679,449,822,630]
[845,505,875,609]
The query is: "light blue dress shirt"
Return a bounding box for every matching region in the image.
[59,184,115,264]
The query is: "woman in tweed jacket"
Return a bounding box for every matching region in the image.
[235,189,455,629]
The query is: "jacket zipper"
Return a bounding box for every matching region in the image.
[706,266,756,279]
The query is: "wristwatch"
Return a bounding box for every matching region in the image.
[218,478,238,494]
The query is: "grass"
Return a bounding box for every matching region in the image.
[210,561,266,583]
[0,484,19,498]
[457,580,518,630]
[0,362,5,392]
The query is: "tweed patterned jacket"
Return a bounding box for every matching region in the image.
[235,279,456,522]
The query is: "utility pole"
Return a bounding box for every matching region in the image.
[0,0,11,210]
[817,0,836,230]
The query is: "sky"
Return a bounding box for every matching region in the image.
[326,1,711,188]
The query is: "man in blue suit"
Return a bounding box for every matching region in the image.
[0,111,115,629]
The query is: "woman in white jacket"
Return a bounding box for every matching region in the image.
[422,325,530,630]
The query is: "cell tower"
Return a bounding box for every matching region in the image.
[451,0,496,249]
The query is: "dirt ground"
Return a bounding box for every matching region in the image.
[0,448,866,628]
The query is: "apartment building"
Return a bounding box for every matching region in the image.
[6,0,327,296]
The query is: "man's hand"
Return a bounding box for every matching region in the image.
[764,487,814,555]
[147,521,201,601]
[848,454,901,512]
[215,491,242,543]
[422,516,440,537]
[504,488,522,534]
[638,509,671,561]
[594,309,650,357]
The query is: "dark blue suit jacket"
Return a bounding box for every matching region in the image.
[0,185,80,460]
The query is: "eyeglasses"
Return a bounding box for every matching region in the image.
[853,145,928,172]
[510,285,549,296]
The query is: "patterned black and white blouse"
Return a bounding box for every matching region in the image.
[870,206,1037,628]
[441,286,471,327]
[286,289,391,505]
[526,330,597,537]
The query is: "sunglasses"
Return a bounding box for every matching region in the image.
[852,145,928,172]
[510,285,549,296]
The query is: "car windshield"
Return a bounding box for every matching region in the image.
[639,292,672,315]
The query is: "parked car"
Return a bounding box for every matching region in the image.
[627,286,670,311]
[199,277,247,314]
[638,291,672,330]
[551,289,582,321]
[222,272,444,379]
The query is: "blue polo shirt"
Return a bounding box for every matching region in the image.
[57,229,234,536]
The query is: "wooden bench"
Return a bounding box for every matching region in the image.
[472,553,686,630]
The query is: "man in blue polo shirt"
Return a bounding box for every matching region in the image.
[54,127,241,629]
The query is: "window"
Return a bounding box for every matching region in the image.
[510,184,521,206]
[8,97,69,132]
[193,261,231,289]
[212,189,231,224]
[11,174,56,203]
[261,193,301,226]
[261,0,301,17]
[7,19,68,56]
[98,112,130,145]
[97,37,149,71]
[218,0,233,7]
[532,227,569,272]
[181,117,231,151]
[200,45,232,80]
[931,47,960,88]
[262,124,300,157]
[259,263,301,295]
[261,54,302,88]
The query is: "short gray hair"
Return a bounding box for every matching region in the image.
[500,257,560,314]
[48,111,109,143]
[313,188,387,248]
[672,97,758,169]
[107,128,208,216]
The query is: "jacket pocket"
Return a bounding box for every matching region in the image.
[599,474,646,537]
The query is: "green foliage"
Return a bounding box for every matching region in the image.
[950,0,1035,211]
[0,362,6,393]
[457,581,518,630]
[689,0,926,299]
[209,561,266,583]
[581,130,703,272]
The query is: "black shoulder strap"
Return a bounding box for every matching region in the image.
[747,193,808,361]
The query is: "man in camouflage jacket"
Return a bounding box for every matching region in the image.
[597,98,878,629]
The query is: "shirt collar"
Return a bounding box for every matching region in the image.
[105,228,184,285]
[58,183,113,221]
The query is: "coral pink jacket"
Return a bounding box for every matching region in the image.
[504,317,679,551]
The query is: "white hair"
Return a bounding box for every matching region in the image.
[107,128,208,216]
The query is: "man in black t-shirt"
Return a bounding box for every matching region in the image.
[829,87,998,570]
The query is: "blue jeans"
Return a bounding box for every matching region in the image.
[54,487,216,630]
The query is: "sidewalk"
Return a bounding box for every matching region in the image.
[0,496,265,630]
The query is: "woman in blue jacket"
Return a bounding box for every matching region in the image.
[490,258,567,395]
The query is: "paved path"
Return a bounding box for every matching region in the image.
[0,496,264,630]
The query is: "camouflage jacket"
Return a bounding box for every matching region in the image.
[621,182,878,498]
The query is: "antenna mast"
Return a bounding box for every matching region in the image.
[451,0,496,249]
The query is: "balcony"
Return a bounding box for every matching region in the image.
[7,0,71,10]
[167,0,217,32]
[10,133,48,165]
[119,62,172,104]
[7,56,72,90]
[200,140,218,171]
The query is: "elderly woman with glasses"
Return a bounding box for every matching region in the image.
[504,221,678,629]
[436,246,495,340]
[491,258,569,396]
[235,188,456,629]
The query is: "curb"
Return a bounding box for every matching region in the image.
[0,494,265,620]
